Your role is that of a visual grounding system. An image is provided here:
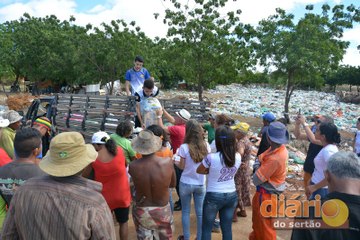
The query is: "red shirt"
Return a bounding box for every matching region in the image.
[0,148,12,166]
[168,124,186,154]
[92,147,131,209]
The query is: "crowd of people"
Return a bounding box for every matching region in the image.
[0,56,359,240]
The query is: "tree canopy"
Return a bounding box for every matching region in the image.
[253,4,360,120]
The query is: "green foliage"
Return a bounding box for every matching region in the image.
[326,65,360,87]
[253,4,360,117]
[158,0,255,100]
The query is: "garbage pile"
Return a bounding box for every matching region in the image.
[208,84,360,132]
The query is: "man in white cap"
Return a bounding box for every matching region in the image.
[129,130,176,239]
[157,108,191,211]
[1,132,116,240]
[0,110,22,159]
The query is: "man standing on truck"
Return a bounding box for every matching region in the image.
[125,56,153,96]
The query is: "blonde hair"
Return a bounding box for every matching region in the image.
[184,120,208,163]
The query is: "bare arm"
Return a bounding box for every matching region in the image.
[135,102,144,128]
[169,165,176,188]
[305,178,327,198]
[175,157,185,170]
[125,81,131,96]
[297,115,322,145]
[294,117,308,140]
[197,163,209,174]
[162,108,175,125]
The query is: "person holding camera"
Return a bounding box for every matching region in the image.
[294,114,333,188]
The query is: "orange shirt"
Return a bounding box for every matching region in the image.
[136,147,173,159]
[256,144,288,189]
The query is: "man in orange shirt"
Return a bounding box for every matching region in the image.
[249,122,289,240]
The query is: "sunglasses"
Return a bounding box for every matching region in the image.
[316,120,322,124]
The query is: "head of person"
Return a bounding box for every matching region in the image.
[315,122,341,145]
[147,124,168,147]
[174,109,191,125]
[266,121,289,146]
[356,117,360,130]
[14,128,42,160]
[142,79,155,97]
[32,117,52,136]
[215,126,236,168]
[91,131,117,157]
[231,122,250,140]
[325,151,360,193]
[184,119,208,163]
[214,114,234,129]
[39,132,98,177]
[131,130,162,156]
[5,110,22,130]
[262,112,276,126]
[134,55,144,71]
[316,115,334,126]
[116,120,133,138]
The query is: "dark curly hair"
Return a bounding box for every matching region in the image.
[116,121,133,137]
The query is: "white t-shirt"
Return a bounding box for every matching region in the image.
[179,143,210,185]
[355,131,360,154]
[210,140,216,153]
[202,152,241,193]
[311,144,338,185]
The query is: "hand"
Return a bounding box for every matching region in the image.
[305,185,316,199]
[156,108,163,117]
[297,115,306,124]
[141,123,146,129]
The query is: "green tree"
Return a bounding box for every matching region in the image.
[254,4,360,121]
[159,0,254,100]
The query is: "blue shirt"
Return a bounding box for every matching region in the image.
[125,67,151,95]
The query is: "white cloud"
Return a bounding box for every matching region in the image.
[342,25,360,46]
[341,47,360,66]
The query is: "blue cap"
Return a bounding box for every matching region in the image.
[262,112,276,122]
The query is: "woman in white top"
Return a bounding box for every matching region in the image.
[306,122,341,200]
[197,126,241,240]
[176,120,210,240]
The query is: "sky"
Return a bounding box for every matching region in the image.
[0,0,359,67]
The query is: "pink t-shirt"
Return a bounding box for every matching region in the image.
[168,124,186,154]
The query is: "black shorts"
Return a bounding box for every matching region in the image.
[113,207,129,223]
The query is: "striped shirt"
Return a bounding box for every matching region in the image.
[1,175,116,240]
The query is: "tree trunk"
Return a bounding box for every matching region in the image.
[198,81,203,101]
[349,85,352,92]
[284,70,294,124]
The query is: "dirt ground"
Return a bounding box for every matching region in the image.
[115,192,293,240]
[0,90,356,240]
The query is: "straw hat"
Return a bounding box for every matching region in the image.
[0,117,9,128]
[175,109,191,121]
[131,130,162,155]
[40,132,98,177]
[231,122,250,133]
[267,122,289,144]
[4,110,22,124]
